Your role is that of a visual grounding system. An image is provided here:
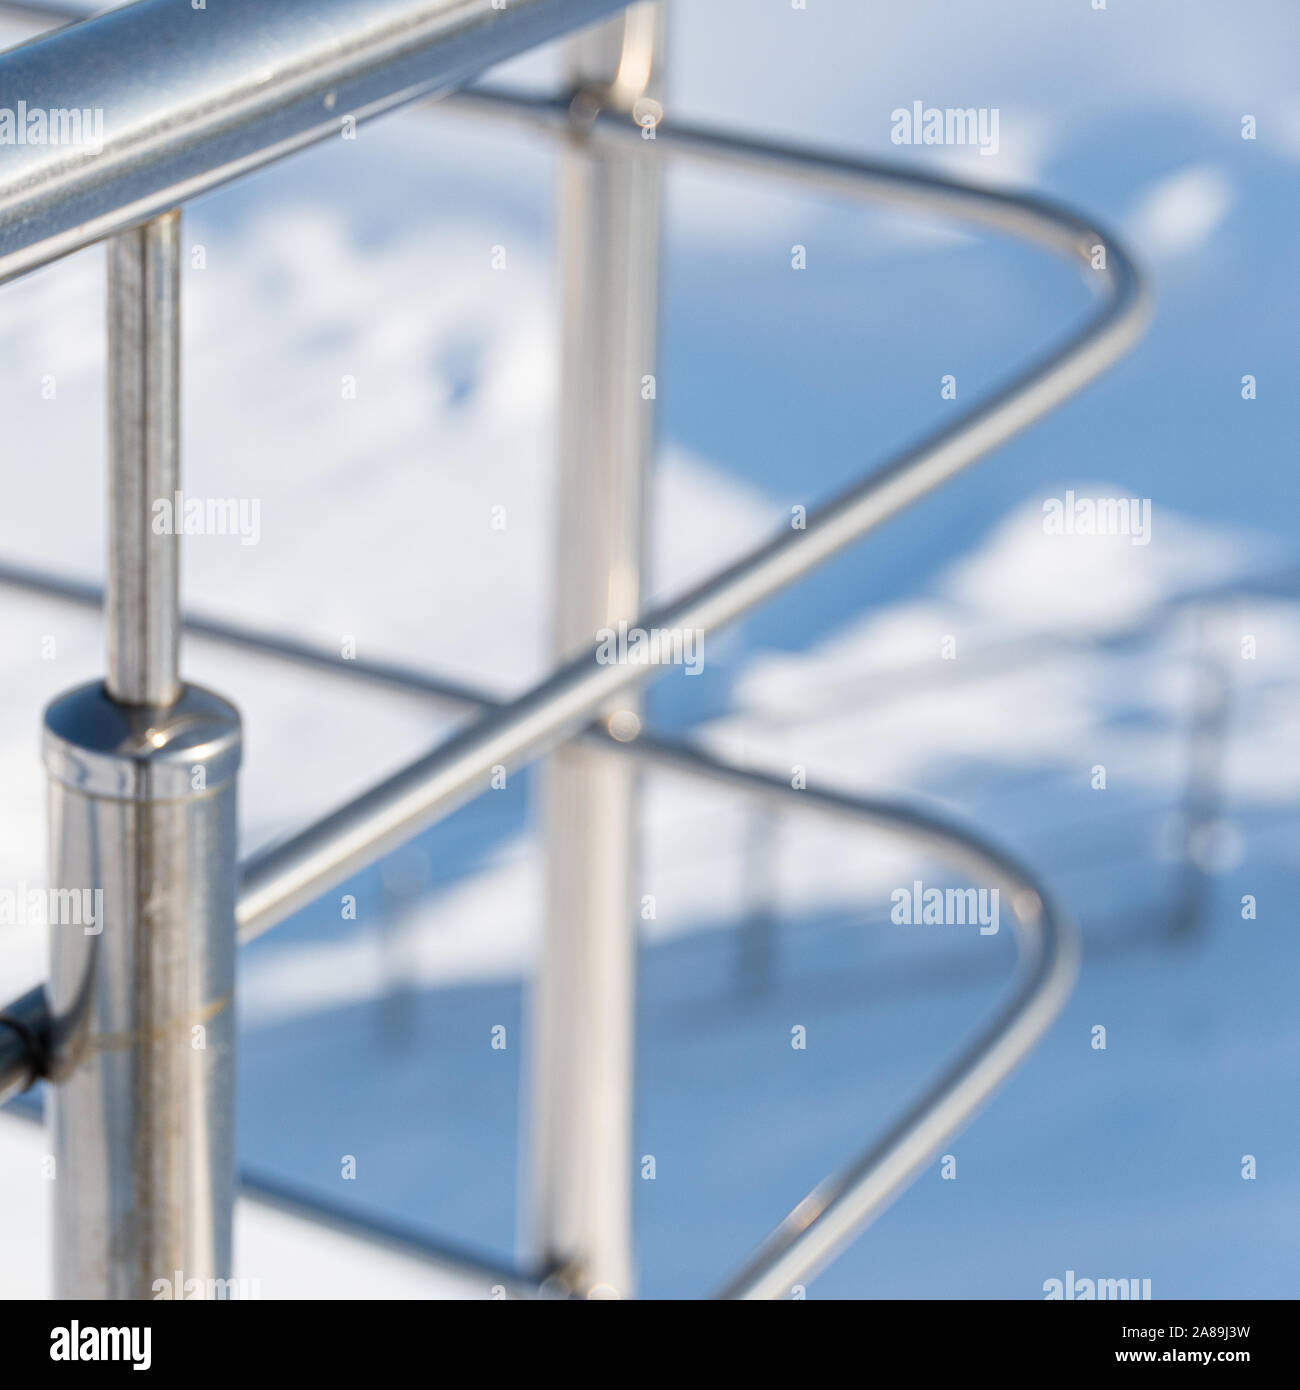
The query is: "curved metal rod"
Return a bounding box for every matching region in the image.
[630,735,1077,1299]
[235,126,1147,939]
[0,574,1075,1296]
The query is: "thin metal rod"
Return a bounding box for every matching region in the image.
[532,2,664,1300]
[0,553,1287,733]
[437,84,1119,257]
[234,135,1146,941]
[237,1168,550,1299]
[105,211,181,706]
[0,0,638,284]
[4,551,1273,841]
[623,736,1078,1300]
[9,541,1274,927]
[0,1093,548,1297]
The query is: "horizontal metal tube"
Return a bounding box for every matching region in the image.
[0,557,497,715]
[0,550,1235,874]
[0,0,635,284]
[3,552,1283,724]
[233,139,1145,938]
[522,93,1128,257]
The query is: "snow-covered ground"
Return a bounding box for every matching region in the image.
[0,0,1296,1298]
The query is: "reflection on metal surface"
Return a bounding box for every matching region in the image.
[0,0,636,283]
[105,213,183,709]
[44,680,242,1300]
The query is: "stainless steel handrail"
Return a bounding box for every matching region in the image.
[0,0,1147,1298]
[0,0,635,283]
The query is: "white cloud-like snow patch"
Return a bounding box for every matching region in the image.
[1126,166,1233,259]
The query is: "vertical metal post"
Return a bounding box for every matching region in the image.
[44,211,243,1299]
[531,4,665,1299]
[105,214,182,709]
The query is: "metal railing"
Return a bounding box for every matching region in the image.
[0,0,1147,1298]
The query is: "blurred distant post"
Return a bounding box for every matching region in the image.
[532,2,665,1299]
[1173,604,1233,937]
